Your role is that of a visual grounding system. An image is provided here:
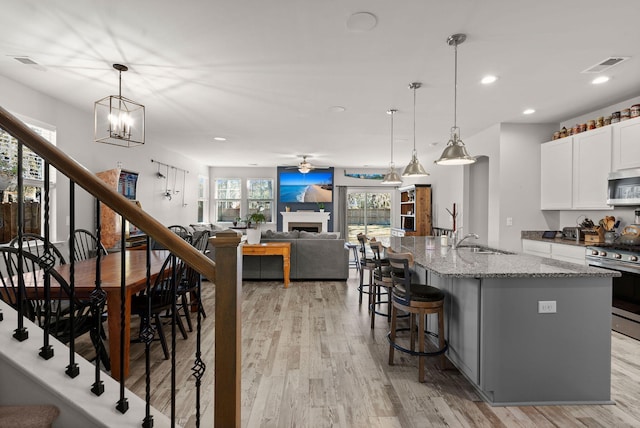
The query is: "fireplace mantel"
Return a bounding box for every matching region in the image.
[281,211,330,232]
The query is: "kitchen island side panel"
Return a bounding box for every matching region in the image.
[479,277,612,405]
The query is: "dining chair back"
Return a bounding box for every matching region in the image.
[72,229,107,261]
[9,234,67,265]
[168,225,192,243]
[191,229,210,253]
[150,225,193,249]
[173,229,210,331]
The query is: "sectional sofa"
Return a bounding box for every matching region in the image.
[243,230,349,281]
[189,225,349,281]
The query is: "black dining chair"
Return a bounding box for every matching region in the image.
[175,230,210,332]
[0,247,110,370]
[131,254,188,359]
[150,224,193,249]
[72,229,107,261]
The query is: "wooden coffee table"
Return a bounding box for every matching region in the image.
[242,242,291,287]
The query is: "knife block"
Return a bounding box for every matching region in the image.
[584,227,604,244]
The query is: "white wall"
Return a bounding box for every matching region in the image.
[499,123,558,250]
[431,122,556,251]
[0,74,209,241]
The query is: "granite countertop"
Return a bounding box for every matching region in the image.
[387,236,619,279]
[520,230,590,247]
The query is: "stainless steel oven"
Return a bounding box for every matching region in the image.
[586,244,640,340]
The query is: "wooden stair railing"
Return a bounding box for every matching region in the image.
[0,106,212,279]
[0,105,241,428]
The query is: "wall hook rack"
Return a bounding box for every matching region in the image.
[151,159,188,202]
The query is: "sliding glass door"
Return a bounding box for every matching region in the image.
[346,189,391,243]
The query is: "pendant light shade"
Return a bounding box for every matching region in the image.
[435,34,476,166]
[402,82,429,177]
[381,109,403,185]
[94,64,145,147]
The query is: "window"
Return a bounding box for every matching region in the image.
[0,120,56,242]
[215,178,241,222]
[247,178,274,222]
[197,175,209,223]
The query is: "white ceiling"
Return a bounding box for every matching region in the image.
[1,1,639,170]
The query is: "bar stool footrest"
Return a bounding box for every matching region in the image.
[386,329,448,357]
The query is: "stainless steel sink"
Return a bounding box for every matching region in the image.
[456,245,513,255]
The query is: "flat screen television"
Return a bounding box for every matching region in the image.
[118,170,139,200]
[278,168,333,203]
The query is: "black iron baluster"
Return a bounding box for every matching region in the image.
[142,236,154,428]
[191,272,206,428]
[13,141,27,342]
[171,254,177,428]
[116,214,129,414]
[91,197,106,395]
[65,180,79,376]
[39,159,54,360]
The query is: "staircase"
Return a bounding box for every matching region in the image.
[0,106,241,427]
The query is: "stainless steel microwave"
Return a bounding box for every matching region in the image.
[607,168,640,206]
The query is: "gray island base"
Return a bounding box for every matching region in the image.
[387,236,619,406]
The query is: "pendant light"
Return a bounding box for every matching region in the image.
[402,82,429,177]
[435,34,476,165]
[381,109,403,185]
[94,64,145,147]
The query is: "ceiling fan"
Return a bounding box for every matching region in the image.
[284,155,328,174]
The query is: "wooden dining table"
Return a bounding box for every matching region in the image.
[54,249,170,381]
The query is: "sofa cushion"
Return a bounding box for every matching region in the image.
[262,230,299,239]
[298,230,339,239]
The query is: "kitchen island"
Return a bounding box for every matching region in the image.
[387,236,619,406]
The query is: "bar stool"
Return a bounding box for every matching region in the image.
[344,242,360,274]
[356,233,375,305]
[370,241,391,328]
[387,252,448,383]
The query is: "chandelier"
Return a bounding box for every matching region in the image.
[94,64,145,147]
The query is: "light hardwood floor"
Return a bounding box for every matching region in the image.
[120,271,640,427]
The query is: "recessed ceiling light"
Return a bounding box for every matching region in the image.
[346,12,377,32]
[591,76,610,85]
[523,108,536,115]
[481,75,497,85]
[213,137,227,141]
[328,106,346,113]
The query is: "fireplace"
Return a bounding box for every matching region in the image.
[281,211,330,233]
[288,222,322,232]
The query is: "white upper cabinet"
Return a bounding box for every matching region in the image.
[541,126,612,210]
[541,137,573,209]
[612,116,640,171]
[573,127,612,209]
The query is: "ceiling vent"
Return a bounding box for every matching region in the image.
[582,57,630,74]
[13,56,38,65]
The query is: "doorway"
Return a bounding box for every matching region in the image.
[468,155,489,245]
[346,189,391,243]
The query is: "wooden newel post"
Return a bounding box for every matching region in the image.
[209,230,242,428]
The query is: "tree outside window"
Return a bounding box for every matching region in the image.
[215,178,241,222]
[247,178,273,222]
[0,123,54,243]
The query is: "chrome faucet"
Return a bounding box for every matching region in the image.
[453,232,479,249]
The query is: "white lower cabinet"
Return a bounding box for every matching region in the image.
[521,239,586,265]
[522,239,551,258]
